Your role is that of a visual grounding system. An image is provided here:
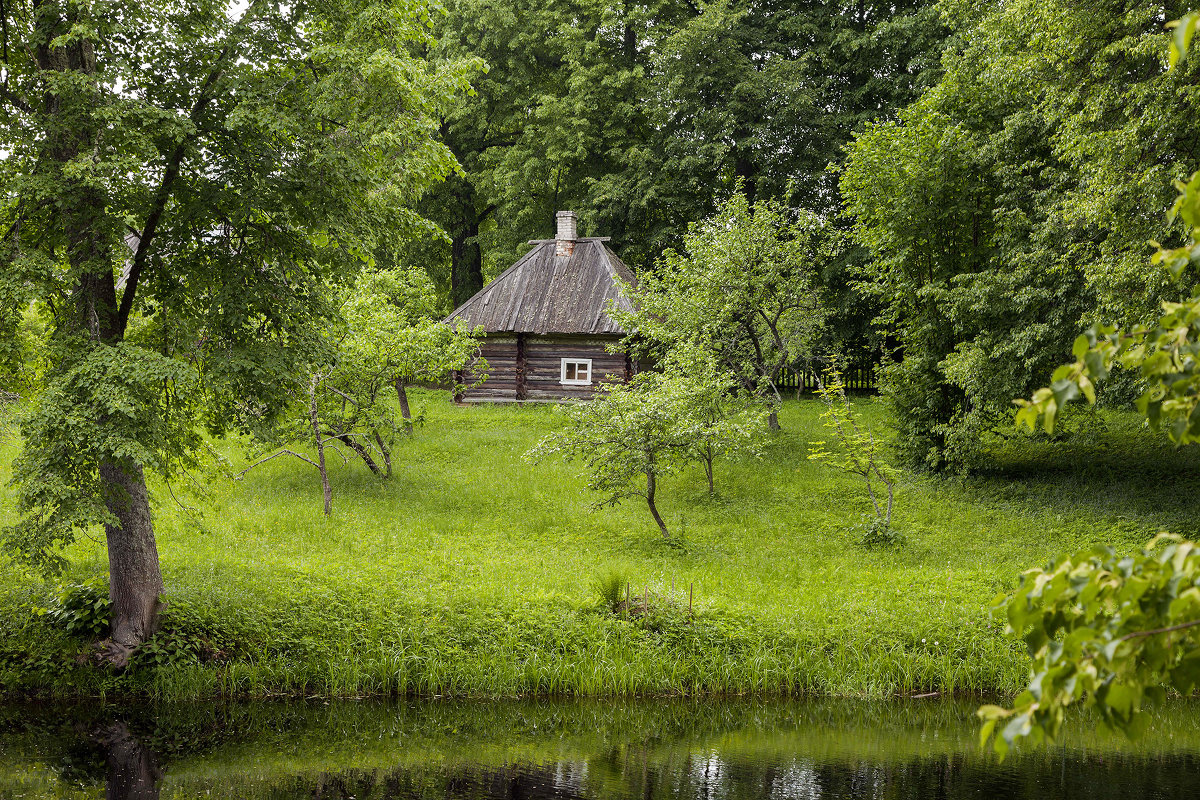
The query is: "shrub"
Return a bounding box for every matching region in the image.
[41,579,111,639]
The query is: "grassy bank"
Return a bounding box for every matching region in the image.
[1,391,1197,700]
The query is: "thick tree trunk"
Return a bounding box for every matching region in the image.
[99,722,161,800]
[98,461,163,666]
[37,0,168,660]
[395,378,413,434]
[645,469,669,538]
[309,377,332,516]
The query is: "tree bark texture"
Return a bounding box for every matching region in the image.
[373,431,393,478]
[334,432,381,475]
[37,5,165,655]
[309,377,333,516]
[395,378,413,434]
[645,468,669,538]
[99,462,164,661]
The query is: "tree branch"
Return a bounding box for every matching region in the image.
[117,1,261,336]
[236,448,319,477]
[1117,619,1200,642]
[0,85,31,113]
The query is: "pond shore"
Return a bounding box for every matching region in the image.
[2,392,1197,700]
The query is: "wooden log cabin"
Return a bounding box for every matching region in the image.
[445,211,637,402]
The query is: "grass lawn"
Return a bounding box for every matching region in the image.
[0,390,1197,699]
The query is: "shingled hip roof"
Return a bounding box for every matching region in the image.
[444,238,637,335]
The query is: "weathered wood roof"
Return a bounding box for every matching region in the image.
[445,238,638,335]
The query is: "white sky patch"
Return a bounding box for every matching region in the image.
[228,0,250,20]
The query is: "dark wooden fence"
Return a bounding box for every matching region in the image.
[775,362,878,394]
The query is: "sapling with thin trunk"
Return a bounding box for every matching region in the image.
[808,368,897,540]
[239,269,484,513]
[526,372,695,538]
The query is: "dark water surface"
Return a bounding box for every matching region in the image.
[1,698,1198,799]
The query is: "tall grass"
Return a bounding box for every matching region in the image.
[0,391,1197,699]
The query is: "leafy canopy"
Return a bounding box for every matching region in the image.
[614,190,830,419]
[984,8,1200,756]
[0,0,473,569]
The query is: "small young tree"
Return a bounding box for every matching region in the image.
[807,368,898,542]
[337,268,484,443]
[670,352,769,495]
[242,268,483,513]
[613,189,832,430]
[527,372,695,537]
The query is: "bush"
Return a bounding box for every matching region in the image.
[41,579,111,639]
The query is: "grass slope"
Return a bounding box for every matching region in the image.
[1,391,1197,699]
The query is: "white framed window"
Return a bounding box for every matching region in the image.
[560,358,593,385]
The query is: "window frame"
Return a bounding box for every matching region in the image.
[560,357,594,385]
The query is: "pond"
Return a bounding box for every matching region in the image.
[1,697,1198,798]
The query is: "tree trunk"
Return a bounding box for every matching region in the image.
[99,722,161,800]
[645,469,669,538]
[335,433,381,475]
[449,189,485,307]
[36,0,168,660]
[704,455,714,496]
[374,431,392,478]
[395,378,413,435]
[768,409,780,431]
[98,461,163,666]
[309,377,332,516]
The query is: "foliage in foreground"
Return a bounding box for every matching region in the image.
[980,536,1200,759]
[985,11,1200,755]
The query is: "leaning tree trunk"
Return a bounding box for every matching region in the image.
[395,378,413,435]
[334,432,382,475]
[373,431,393,478]
[645,463,669,538]
[98,462,164,667]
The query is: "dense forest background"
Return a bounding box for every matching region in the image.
[394,0,1200,472]
[3,0,1199,489]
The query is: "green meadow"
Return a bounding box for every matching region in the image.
[1,390,1197,700]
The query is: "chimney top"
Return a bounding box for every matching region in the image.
[555,211,577,242]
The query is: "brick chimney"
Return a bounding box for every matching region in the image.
[555,210,577,256]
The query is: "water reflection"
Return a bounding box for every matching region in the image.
[2,698,1199,799]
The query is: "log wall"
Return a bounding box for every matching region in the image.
[457,334,630,403]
